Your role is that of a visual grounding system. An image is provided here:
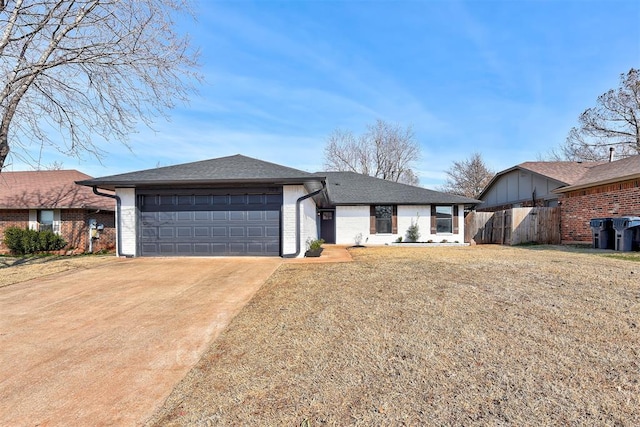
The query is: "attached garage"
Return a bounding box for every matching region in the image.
[138,189,282,256]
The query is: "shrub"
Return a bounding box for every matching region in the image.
[306,238,325,251]
[3,227,67,255]
[405,215,420,242]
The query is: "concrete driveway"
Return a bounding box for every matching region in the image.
[0,257,282,426]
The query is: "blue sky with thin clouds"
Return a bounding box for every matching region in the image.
[10,0,640,188]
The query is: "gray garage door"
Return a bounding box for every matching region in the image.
[139,190,282,256]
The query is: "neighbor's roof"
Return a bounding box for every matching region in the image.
[317,171,481,205]
[0,170,115,210]
[554,155,640,193]
[478,161,602,199]
[77,154,324,190]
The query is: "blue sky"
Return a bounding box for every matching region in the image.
[10,0,640,188]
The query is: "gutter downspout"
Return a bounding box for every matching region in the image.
[282,181,326,258]
[92,186,134,258]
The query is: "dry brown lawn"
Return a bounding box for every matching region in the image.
[147,245,640,426]
[0,255,117,288]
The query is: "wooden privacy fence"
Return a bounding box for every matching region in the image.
[465,207,561,245]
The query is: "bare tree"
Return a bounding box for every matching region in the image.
[439,152,494,199]
[0,0,201,171]
[324,119,421,185]
[559,68,640,161]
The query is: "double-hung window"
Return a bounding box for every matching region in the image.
[431,205,459,235]
[38,210,55,232]
[435,206,453,233]
[370,205,397,234]
[375,205,393,234]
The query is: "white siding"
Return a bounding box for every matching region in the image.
[336,204,466,244]
[283,185,318,258]
[116,188,136,257]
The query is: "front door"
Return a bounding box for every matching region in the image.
[319,210,336,244]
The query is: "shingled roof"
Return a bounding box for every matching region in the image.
[0,170,115,210]
[554,155,640,192]
[478,160,603,200]
[77,154,323,190]
[518,161,603,184]
[317,171,481,206]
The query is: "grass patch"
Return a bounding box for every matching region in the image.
[147,246,640,426]
[603,253,640,262]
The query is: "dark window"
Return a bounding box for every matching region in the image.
[375,205,393,233]
[435,206,453,233]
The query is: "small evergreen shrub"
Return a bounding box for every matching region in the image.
[3,227,67,255]
[405,215,421,242]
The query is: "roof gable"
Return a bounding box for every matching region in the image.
[0,170,115,210]
[78,154,320,189]
[479,161,602,200]
[318,171,480,205]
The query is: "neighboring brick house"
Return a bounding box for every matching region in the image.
[477,161,603,211]
[554,155,640,244]
[0,170,116,254]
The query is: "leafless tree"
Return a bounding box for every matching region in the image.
[0,0,201,171]
[324,119,421,185]
[439,152,494,199]
[558,68,639,161]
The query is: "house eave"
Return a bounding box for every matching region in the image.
[553,173,640,193]
[77,177,325,192]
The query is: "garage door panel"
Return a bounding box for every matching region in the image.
[247,211,263,221]
[247,227,264,237]
[212,227,227,237]
[229,211,245,221]
[140,190,282,256]
[177,212,193,221]
[159,227,175,238]
[194,227,210,237]
[176,227,192,238]
[212,211,227,221]
[194,244,210,253]
[229,227,245,237]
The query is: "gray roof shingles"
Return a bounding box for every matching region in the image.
[318,171,481,205]
[77,154,322,189]
[78,154,480,205]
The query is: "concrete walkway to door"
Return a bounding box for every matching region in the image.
[0,257,281,426]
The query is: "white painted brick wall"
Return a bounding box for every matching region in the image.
[282,185,318,257]
[335,204,466,245]
[398,206,430,241]
[335,206,370,245]
[116,188,136,256]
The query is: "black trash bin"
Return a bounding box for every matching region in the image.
[612,217,640,251]
[589,218,614,249]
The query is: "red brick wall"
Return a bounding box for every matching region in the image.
[60,209,116,253]
[559,178,640,243]
[0,209,115,254]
